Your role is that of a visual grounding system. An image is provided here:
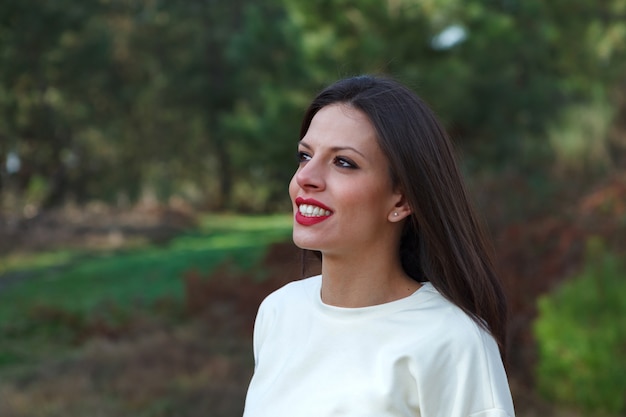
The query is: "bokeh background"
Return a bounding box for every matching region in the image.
[1,1,625,416]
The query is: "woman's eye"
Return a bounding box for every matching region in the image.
[297,151,312,163]
[334,157,357,169]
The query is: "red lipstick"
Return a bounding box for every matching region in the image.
[294,197,333,226]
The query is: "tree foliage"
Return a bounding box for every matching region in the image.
[0,0,624,212]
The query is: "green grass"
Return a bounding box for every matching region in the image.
[0,213,292,320]
[0,213,292,369]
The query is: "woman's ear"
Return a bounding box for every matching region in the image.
[388,194,411,222]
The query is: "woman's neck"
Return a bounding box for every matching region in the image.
[319,252,420,308]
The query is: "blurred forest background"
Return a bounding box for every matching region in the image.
[1,0,625,416]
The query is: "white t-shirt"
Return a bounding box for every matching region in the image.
[243,275,515,417]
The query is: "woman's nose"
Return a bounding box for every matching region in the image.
[295,158,325,191]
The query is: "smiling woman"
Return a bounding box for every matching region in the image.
[243,76,515,417]
[289,104,404,261]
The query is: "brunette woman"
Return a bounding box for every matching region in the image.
[243,75,515,417]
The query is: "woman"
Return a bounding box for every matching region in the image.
[243,76,515,417]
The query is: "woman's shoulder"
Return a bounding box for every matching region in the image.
[413,283,498,353]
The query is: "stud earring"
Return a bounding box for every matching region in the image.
[393,212,398,217]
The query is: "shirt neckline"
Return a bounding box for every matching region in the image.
[305,275,433,320]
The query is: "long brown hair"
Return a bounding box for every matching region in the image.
[299,75,508,357]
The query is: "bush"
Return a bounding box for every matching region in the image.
[534,239,626,415]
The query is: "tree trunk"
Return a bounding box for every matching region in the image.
[214,134,233,209]
[41,162,68,209]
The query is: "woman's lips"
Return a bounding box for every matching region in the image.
[294,197,333,226]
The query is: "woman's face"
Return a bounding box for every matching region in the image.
[289,103,406,257]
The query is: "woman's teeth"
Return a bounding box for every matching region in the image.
[299,204,331,217]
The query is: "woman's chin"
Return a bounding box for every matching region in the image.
[292,235,323,252]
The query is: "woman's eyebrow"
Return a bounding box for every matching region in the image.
[299,141,366,159]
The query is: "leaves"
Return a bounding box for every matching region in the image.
[1,0,625,211]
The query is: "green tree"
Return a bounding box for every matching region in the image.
[114,0,311,209]
[2,0,624,213]
[0,0,113,207]
[286,0,626,173]
[0,0,313,211]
